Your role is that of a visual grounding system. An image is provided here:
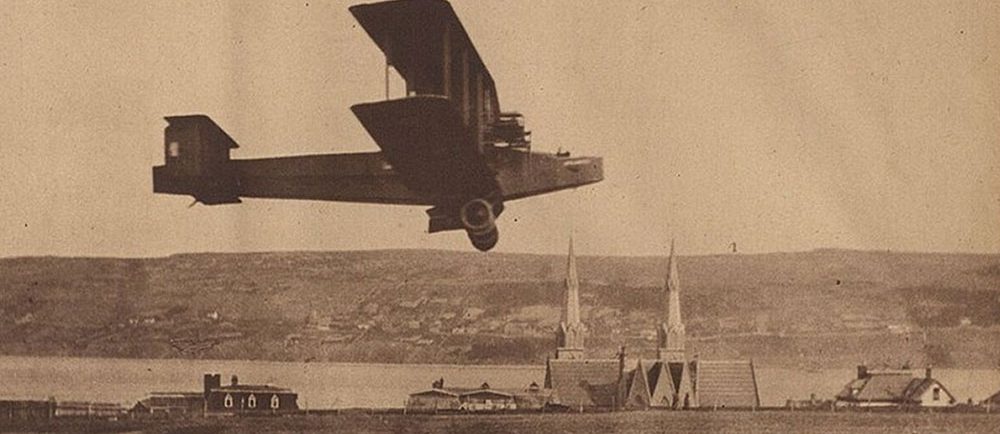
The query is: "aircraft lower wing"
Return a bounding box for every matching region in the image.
[350,96,500,204]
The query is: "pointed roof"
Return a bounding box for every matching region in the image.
[563,236,581,325]
[665,239,682,327]
[625,359,652,409]
[646,361,674,407]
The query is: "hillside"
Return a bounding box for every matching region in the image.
[1,249,999,368]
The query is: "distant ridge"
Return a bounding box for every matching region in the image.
[1,249,998,367]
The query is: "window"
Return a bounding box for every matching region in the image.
[224,393,233,408]
[270,394,280,409]
[248,394,257,408]
[168,142,180,158]
[933,388,940,401]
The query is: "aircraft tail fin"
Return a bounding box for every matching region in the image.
[152,115,241,205]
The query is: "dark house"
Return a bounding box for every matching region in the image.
[0,399,55,421]
[204,374,299,414]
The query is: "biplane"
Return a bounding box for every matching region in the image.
[152,0,603,251]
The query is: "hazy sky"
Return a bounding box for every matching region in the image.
[1,0,998,257]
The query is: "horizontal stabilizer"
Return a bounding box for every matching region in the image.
[152,115,241,204]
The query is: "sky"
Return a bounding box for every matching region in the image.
[1,0,998,258]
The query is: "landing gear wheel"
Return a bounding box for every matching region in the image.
[460,198,495,233]
[468,227,499,252]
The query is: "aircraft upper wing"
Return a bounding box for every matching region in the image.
[350,0,501,138]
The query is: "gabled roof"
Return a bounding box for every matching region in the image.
[413,387,532,398]
[211,384,293,394]
[695,360,759,408]
[646,361,675,407]
[409,388,460,398]
[147,392,204,398]
[624,360,651,409]
[546,359,621,408]
[837,372,955,404]
[903,378,951,402]
[459,389,514,400]
[853,373,916,402]
[646,362,665,396]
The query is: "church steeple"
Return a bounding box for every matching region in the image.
[657,239,686,361]
[556,236,585,359]
[564,237,580,325]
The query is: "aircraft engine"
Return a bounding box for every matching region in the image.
[460,198,499,252]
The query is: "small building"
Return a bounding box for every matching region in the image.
[459,385,517,412]
[0,399,55,421]
[406,381,551,413]
[131,392,205,416]
[835,366,956,408]
[54,401,126,418]
[406,389,462,412]
[204,374,299,414]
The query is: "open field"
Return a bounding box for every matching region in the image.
[5,411,1000,434]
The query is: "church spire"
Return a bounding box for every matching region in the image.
[556,236,585,359]
[658,239,686,361]
[564,236,580,325]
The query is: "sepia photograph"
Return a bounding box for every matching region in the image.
[1,0,999,432]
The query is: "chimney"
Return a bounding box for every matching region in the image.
[204,373,220,398]
[925,366,932,379]
[231,375,239,386]
[857,365,868,379]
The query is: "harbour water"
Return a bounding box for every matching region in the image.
[1,356,998,409]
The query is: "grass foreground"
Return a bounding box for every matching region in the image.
[6,411,1000,434]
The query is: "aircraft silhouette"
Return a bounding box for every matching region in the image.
[152,0,603,251]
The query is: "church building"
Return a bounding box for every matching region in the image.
[544,239,759,410]
[544,238,625,409]
[636,240,697,409]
